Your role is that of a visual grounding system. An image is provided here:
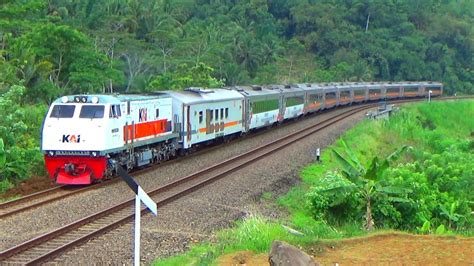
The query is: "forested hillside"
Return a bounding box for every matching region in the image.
[1,0,473,103]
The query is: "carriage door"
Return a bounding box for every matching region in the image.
[186,106,191,142]
[206,109,212,134]
[244,99,250,131]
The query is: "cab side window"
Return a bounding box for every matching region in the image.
[109,105,122,118]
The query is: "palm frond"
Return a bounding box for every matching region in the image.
[340,139,364,171]
[332,149,361,180]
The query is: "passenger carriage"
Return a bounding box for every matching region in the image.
[323,84,338,109]
[422,82,443,96]
[385,83,402,99]
[367,83,383,100]
[337,84,352,105]
[281,84,306,120]
[351,83,368,102]
[231,85,282,132]
[163,88,244,150]
[402,83,422,97]
[298,83,324,114]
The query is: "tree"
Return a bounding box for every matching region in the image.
[319,140,411,230]
[147,62,224,91]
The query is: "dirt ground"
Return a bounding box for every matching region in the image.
[217,233,474,265]
[0,175,54,200]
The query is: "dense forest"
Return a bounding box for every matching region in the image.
[1,0,473,104]
[0,0,473,190]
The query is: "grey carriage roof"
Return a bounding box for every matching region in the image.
[227,86,282,97]
[161,88,244,104]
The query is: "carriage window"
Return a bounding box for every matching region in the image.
[209,109,213,121]
[225,108,229,118]
[220,108,224,119]
[50,105,75,118]
[155,108,160,118]
[199,111,203,123]
[109,105,122,118]
[80,105,105,119]
[215,109,219,120]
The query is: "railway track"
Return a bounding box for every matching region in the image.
[0,96,470,264]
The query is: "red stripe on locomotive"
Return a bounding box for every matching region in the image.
[123,118,169,141]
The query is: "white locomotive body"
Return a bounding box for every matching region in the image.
[42,94,177,184]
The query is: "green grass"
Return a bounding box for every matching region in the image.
[154,100,474,265]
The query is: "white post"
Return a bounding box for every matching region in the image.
[428,90,432,103]
[134,195,141,266]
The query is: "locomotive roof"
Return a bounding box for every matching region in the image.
[52,94,171,104]
[161,88,244,104]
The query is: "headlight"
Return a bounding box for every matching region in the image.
[48,151,55,156]
[91,96,99,104]
[61,96,69,103]
[91,151,97,157]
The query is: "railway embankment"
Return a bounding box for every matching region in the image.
[154,99,474,265]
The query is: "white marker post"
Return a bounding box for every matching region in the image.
[428,90,432,103]
[117,166,157,266]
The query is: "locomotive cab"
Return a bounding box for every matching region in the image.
[42,95,124,184]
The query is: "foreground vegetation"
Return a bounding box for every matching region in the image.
[154,100,474,265]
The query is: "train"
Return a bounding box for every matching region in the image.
[41,81,442,185]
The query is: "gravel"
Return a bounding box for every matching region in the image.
[1,106,367,264]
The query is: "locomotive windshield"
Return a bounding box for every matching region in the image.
[79,105,105,119]
[50,105,75,118]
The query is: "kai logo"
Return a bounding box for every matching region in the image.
[62,134,81,143]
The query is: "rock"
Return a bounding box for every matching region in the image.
[269,241,319,266]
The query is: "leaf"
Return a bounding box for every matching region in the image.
[332,149,361,180]
[387,196,410,203]
[435,224,446,235]
[386,145,412,163]
[340,139,363,170]
[378,186,408,195]
[419,220,431,234]
[365,156,379,180]
[0,138,5,168]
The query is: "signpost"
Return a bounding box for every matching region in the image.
[116,166,157,266]
[428,90,432,103]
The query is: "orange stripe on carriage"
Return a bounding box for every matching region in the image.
[198,120,239,133]
[303,102,321,112]
[325,99,337,105]
[124,119,169,141]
